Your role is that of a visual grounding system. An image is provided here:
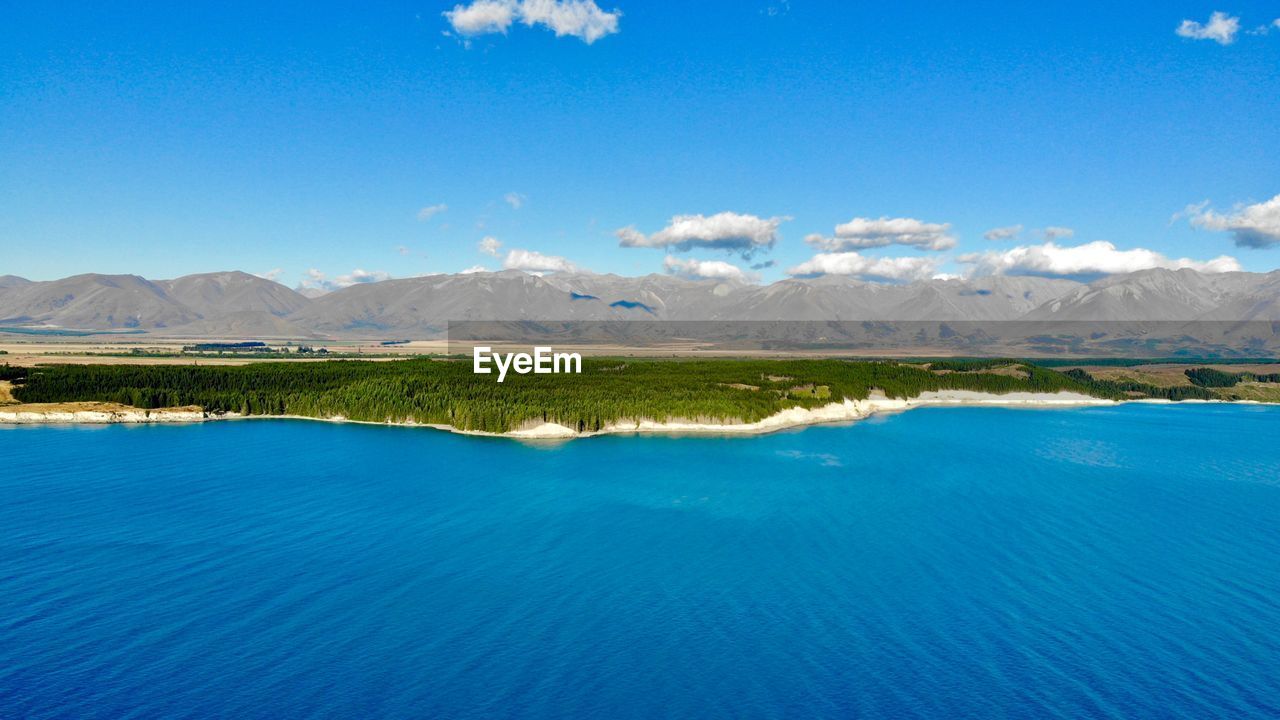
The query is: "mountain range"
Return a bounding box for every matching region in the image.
[2,268,1279,340]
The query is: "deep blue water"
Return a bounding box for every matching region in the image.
[3,405,1280,719]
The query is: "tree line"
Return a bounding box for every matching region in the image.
[1185,367,1280,388]
[11,358,1186,433]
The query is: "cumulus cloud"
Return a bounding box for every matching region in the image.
[503,192,526,209]
[519,0,620,42]
[502,248,580,274]
[444,0,620,44]
[1043,226,1075,241]
[1185,194,1280,248]
[959,241,1241,278]
[1176,11,1240,44]
[983,225,1023,241]
[334,269,391,287]
[478,236,503,256]
[254,268,284,282]
[417,203,448,221]
[617,212,788,258]
[663,256,753,282]
[459,265,490,274]
[443,0,516,35]
[786,252,940,282]
[805,216,956,252]
[299,268,393,293]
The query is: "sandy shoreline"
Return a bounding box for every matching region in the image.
[1,390,1129,438]
[503,390,1118,439]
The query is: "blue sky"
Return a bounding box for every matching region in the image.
[2,1,1279,287]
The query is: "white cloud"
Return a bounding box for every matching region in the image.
[335,269,391,287]
[615,226,647,246]
[478,236,503,256]
[296,268,333,293]
[663,256,753,282]
[519,0,620,43]
[502,248,580,274]
[299,268,392,292]
[1176,11,1240,45]
[443,0,516,35]
[254,268,284,282]
[786,252,940,282]
[983,225,1023,241]
[459,265,490,274]
[445,0,620,44]
[805,216,956,252]
[417,203,448,221]
[503,192,526,209]
[959,241,1241,278]
[1043,226,1074,241]
[1186,194,1280,248]
[617,212,788,258]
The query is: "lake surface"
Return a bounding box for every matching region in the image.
[3,405,1280,719]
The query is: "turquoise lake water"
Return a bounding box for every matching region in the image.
[3,404,1280,718]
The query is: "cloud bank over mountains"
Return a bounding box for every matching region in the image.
[959,241,1241,278]
[301,268,392,293]
[663,256,753,282]
[804,217,956,252]
[329,187,1277,292]
[616,212,787,258]
[786,253,940,282]
[1186,194,1280,248]
[502,248,579,274]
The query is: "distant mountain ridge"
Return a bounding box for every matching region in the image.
[2,267,1279,338]
[0,271,313,336]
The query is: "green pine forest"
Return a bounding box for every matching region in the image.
[3,358,1228,433]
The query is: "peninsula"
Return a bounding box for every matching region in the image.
[4,357,1276,438]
